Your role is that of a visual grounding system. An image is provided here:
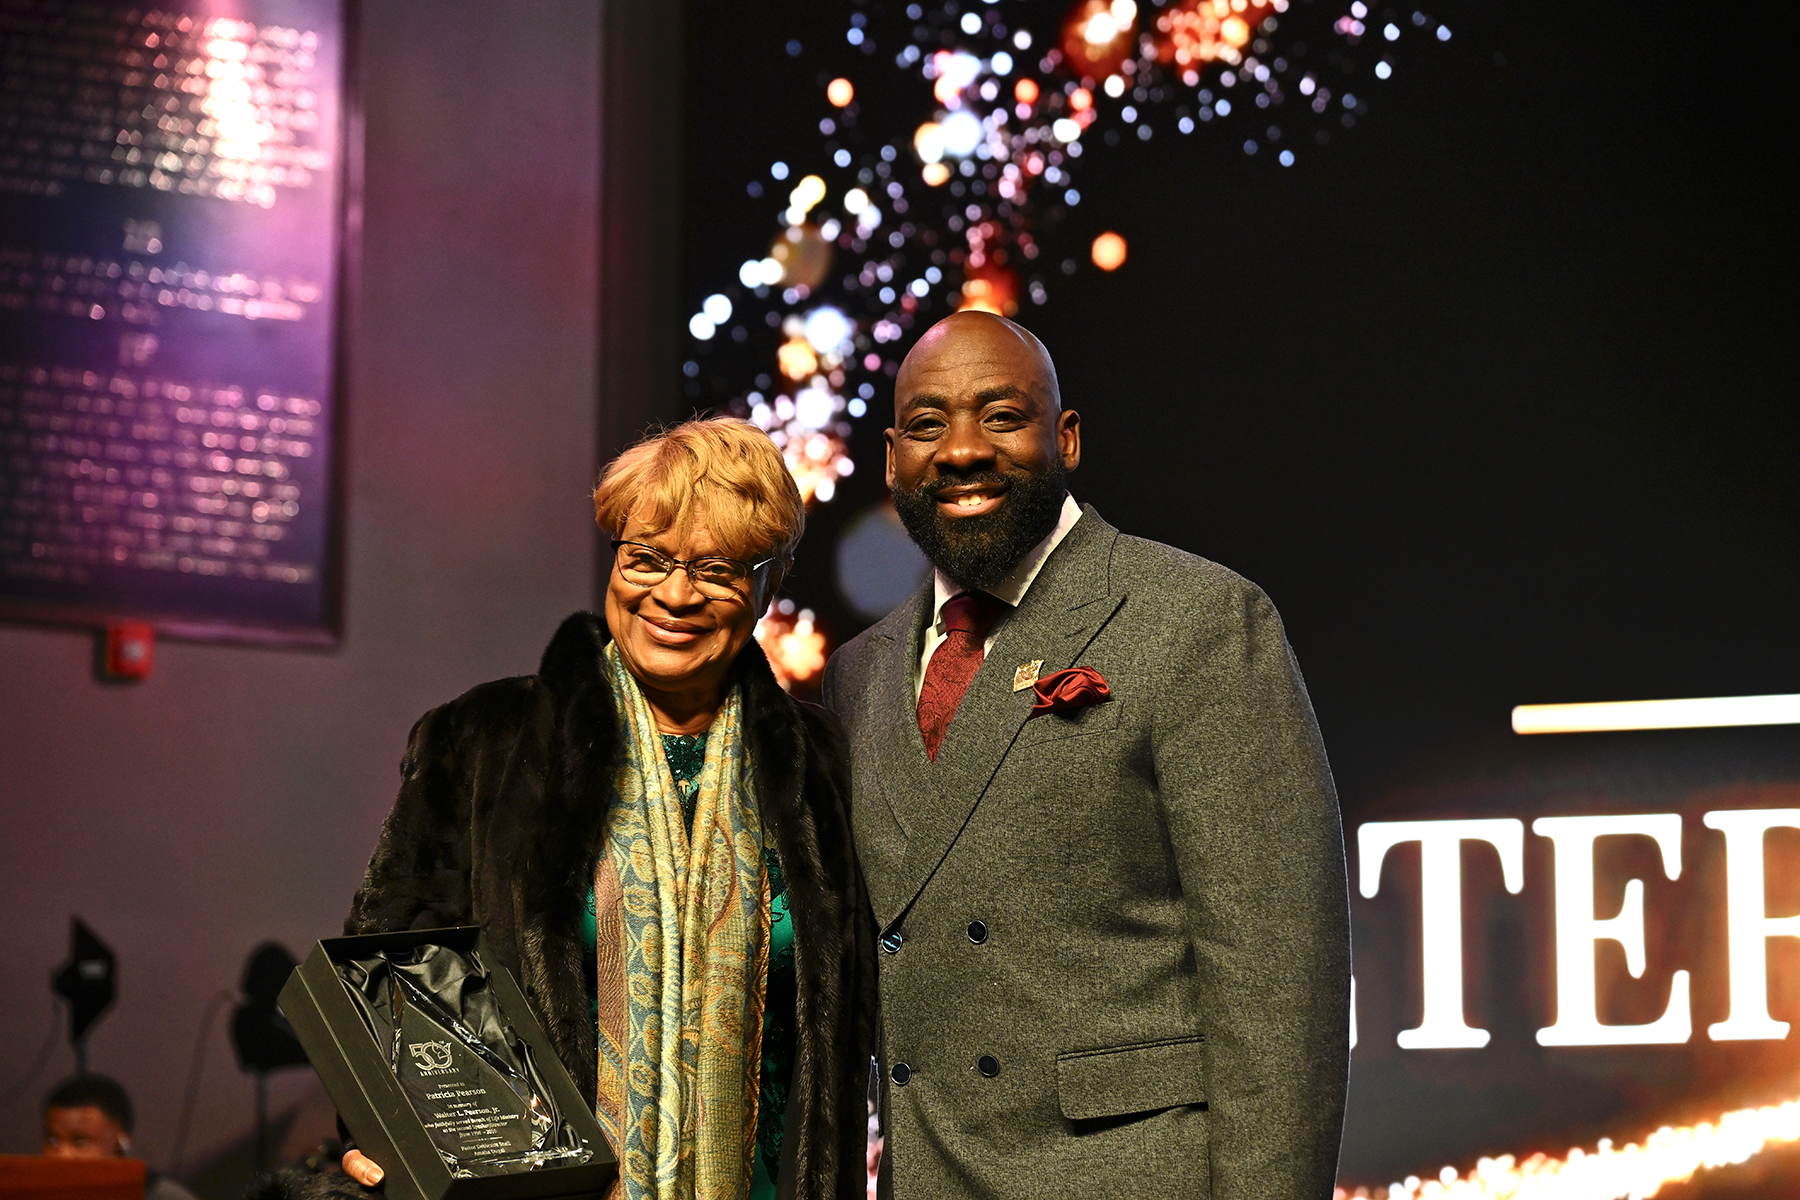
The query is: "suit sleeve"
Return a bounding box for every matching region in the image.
[344,701,477,936]
[1153,583,1351,1199]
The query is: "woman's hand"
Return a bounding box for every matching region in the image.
[341,1149,384,1188]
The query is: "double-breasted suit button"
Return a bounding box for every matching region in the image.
[891,1062,912,1086]
[966,920,988,944]
[977,1055,1000,1077]
[881,930,904,954]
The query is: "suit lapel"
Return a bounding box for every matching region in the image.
[854,584,938,920]
[888,508,1126,924]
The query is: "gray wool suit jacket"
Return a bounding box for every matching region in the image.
[821,505,1350,1199]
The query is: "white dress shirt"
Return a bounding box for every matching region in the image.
[915,493,1085,698]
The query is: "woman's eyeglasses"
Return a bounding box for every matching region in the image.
[611,540,772,601]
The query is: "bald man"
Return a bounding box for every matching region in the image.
[822,312,1350,1198]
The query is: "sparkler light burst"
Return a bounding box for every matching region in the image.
[694,0,1448,682]
[687,0,1447,494]
[1339,1094,1800,1200]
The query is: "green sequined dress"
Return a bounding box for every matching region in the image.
[582,732,795,1198]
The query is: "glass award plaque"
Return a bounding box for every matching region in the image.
[340,947,589,1176]
[280,928,616,1200]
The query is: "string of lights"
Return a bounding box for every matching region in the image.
[693,0,1448,681]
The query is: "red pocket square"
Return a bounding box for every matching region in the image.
[1031,666,1112,717]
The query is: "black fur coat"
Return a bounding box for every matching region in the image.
[345,612,877,1198]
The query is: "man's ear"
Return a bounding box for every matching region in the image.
[1056,408,1081,472]
[884,427,898,490]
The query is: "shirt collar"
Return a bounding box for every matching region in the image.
[931,493,1084,627]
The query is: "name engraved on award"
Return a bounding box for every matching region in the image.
[395,1018,534,1166]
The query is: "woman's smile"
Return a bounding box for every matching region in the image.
[639,612,711,645]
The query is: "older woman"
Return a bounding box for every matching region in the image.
[339,417,874,1200]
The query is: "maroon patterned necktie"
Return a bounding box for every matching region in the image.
[917,591,1011,761]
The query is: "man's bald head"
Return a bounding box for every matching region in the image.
[895,311,1061,418]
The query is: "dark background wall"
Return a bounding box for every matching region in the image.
[0,1,604,1177]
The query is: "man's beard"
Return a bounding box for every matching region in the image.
[892,463,1067,593]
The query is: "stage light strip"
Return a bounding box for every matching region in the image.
[1337,1094,1800,1200]
[1511,694,1800,735]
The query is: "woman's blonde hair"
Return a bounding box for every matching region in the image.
[593,417,805,567]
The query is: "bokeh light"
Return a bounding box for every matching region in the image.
[939,110,983,157]
[1153,0,1281,71]
[931,50,983,105]
[913,121,946,164]
[755,602,828,690]
[826,77,854,106]
[1091,231,1128,271]
[784,173,827,225]
[767,225,831,290]
[1062,0,1138,78]
[957,265,1019,316]
[802,306,853,356]
[777,337,818,380]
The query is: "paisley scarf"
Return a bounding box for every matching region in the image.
[592,643,771,1200]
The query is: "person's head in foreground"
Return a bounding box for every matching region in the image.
[887,309,1081,590]
[43,1074,133,1158]
[594,414,804,728]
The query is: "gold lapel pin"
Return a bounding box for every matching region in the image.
[1012,659,1044,692]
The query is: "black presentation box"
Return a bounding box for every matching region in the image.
[279,927,616,1200]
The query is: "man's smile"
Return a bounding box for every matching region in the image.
[935,482,1008,517]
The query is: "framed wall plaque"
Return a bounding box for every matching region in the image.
[0,0,355,644]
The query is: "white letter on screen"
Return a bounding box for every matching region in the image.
[1358,819,1524,1048]
[1702,808,1800,1040]
[1534,814,1690,1046]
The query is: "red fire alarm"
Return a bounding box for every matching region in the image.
[103,621,155,680]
